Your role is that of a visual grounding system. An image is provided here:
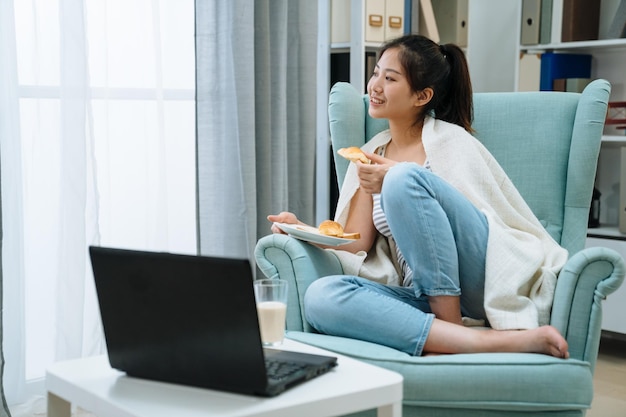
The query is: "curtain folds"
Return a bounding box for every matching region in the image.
[195,0,317,260]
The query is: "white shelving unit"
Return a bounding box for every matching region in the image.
[516,0,626,335]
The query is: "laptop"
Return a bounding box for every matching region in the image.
[88,246,337,397]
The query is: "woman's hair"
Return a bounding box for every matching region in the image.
[378,34,474,132]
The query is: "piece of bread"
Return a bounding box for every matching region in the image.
[338,146,370,164]
[318,220,360,240]
[318,220,344,237]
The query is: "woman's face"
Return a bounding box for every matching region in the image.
[367,48,421,122]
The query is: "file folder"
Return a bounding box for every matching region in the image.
[521,0,541,45]
[385,0,405,41]
[331,0,351,44]
[607,0,626,39]
[418,0,440,43]
[539,0,552,44]
[431,0,468,47]
[365,0,386,43]
[561,0,600,42]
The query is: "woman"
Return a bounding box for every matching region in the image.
[268,34,569,358]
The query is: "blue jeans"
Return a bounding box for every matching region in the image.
[304,163,489,355]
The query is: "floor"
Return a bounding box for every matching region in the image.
[587,333,626,417]
[9,334,626,417]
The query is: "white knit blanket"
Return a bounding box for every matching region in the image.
[330,116,569,329]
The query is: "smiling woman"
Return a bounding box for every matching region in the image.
[1,0,196,413]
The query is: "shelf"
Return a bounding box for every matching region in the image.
[601,135,626,148]
[331,43,351,51]
[330,44,381,54]
[602,135,626,144]
[587,225,626,241]
[521,38,626,54]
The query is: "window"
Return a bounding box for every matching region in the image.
[6,0,195,402]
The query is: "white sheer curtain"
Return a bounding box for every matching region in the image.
[2,0,195,412]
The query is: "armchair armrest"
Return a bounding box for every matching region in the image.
[551,246,625,369]
[254,234,344,332]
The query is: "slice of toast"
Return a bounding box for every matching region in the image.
[338,147,370,164]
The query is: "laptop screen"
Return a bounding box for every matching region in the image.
[89,246,269,392]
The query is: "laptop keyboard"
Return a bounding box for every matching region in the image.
[265,359,308,381]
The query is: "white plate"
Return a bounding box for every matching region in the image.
[274,223,356,246]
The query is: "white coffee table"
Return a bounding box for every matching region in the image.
[46,338,403,417]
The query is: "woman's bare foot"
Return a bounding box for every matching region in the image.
[472,325,569,358]
[511,325,570,358]
[424,320,570,358]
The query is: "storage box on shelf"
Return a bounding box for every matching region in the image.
[363,0,405,43]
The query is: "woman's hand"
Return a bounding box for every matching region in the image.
[267,211,300,234]
[356,152,397,194]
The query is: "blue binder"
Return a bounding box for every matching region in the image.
[539,52,592,91]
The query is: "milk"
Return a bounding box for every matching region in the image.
[257,301,287,345]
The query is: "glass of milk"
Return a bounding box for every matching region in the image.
[253,279,288,346]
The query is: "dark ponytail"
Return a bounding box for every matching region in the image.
[378,35,474,133]
[436,43,473,132]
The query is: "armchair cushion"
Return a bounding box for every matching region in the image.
[287,331,593,414]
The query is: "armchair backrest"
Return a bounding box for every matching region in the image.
[328,80,610,255]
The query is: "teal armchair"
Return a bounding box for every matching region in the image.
[255,80,625,416]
